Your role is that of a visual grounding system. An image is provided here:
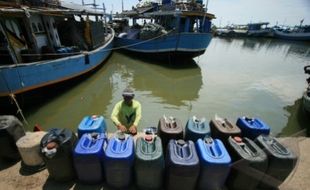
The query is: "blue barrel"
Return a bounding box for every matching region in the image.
[158,116,183,151]
[196,137,231,190]
[210,117,241,145]
[185,116,210,142]
[162,0,171,4]
[255,135,297,189]
[78,115,106,138]
[166,139,200,190]
[103,133,134,189]
[226,136,268,190]
[73,133,106,184]
[135,135,164,190]
[236,117,270,139]
[40,128,77,181]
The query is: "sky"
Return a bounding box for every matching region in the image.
[64,0,310,26]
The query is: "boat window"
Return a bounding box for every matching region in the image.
[32,23,38,33]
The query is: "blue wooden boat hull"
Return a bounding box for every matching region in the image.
[0,32,114,97]
[114,32,212,59]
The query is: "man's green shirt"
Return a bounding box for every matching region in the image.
[111,100,142,128]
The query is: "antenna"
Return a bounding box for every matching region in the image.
[122,0,124,12]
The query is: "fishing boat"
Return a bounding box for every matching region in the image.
[247,22,272,37]
[113,0,215,60]
[273,24,310,41]
[0,1,114,97]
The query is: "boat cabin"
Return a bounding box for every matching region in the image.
[0,0,109,64]
[115,0,215,40]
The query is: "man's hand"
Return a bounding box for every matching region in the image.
[117,124,127,132]
[129,125,137,135]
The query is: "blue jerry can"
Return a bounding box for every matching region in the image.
[166,139,200,190]
[185,116,210,142]
[103,133,134,189]
[78,115,107,138]
[236,117,270,140]
[73,133,106,184]
[196,137,231,190]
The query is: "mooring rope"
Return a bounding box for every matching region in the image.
[9,94,29,126]
[111,29,174,51]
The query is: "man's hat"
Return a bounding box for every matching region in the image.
[122,87,134,97]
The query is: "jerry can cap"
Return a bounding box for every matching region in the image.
[233,136,242,143]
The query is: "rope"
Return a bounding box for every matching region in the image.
[9,94,29,126]
[111,29,174,51]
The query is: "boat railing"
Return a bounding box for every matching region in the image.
[19,50,82,63]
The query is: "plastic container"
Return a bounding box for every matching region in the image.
[77,115,106,138]
[196,137,231,190]
[104,133,134,189]
[166,139,200,190]
[210,116,241,144]
[73,133,106,184]
[185,116,210,142]
[135,135,164,190]
[158,116,183,151]
[255,135,297,188]
[40,128,77,181]
[16,131,46,166]
[226,136,268,190]
[236,117,270,139]
[0,115,25,161]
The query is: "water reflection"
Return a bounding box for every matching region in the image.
[109,53,202,107]
[24,63,115,131]
[196,37,309,135]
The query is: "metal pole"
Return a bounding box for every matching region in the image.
[103,3,107,35]
[205,0,209,12]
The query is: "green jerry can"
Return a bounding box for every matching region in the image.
[135,135,164,190]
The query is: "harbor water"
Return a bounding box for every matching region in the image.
[21,37,310,136]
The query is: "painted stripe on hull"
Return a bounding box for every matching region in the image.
[0,32,114,97]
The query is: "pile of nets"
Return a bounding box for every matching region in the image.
[140,23,168,40]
